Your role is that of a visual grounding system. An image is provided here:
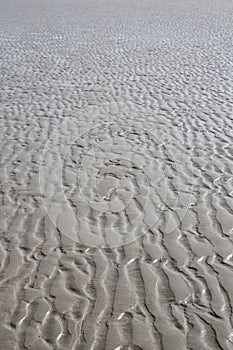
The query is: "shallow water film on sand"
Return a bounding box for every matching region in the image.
[1,0,233,349]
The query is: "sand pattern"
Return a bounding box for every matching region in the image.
[1,0,233,349]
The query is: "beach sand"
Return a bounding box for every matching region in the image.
[1,0,233,349]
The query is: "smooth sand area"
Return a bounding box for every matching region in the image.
[1,0,233,349]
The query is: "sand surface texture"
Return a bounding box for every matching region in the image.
[1,0,233,349]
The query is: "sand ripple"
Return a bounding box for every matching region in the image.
[1,0,233,349]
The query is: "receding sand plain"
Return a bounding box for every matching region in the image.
[1,0,233,349]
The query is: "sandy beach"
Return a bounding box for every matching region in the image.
[1,0,233,349]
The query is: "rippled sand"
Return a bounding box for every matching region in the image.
[1,0,233,349]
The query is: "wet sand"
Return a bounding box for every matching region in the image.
[1,0,233,349]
